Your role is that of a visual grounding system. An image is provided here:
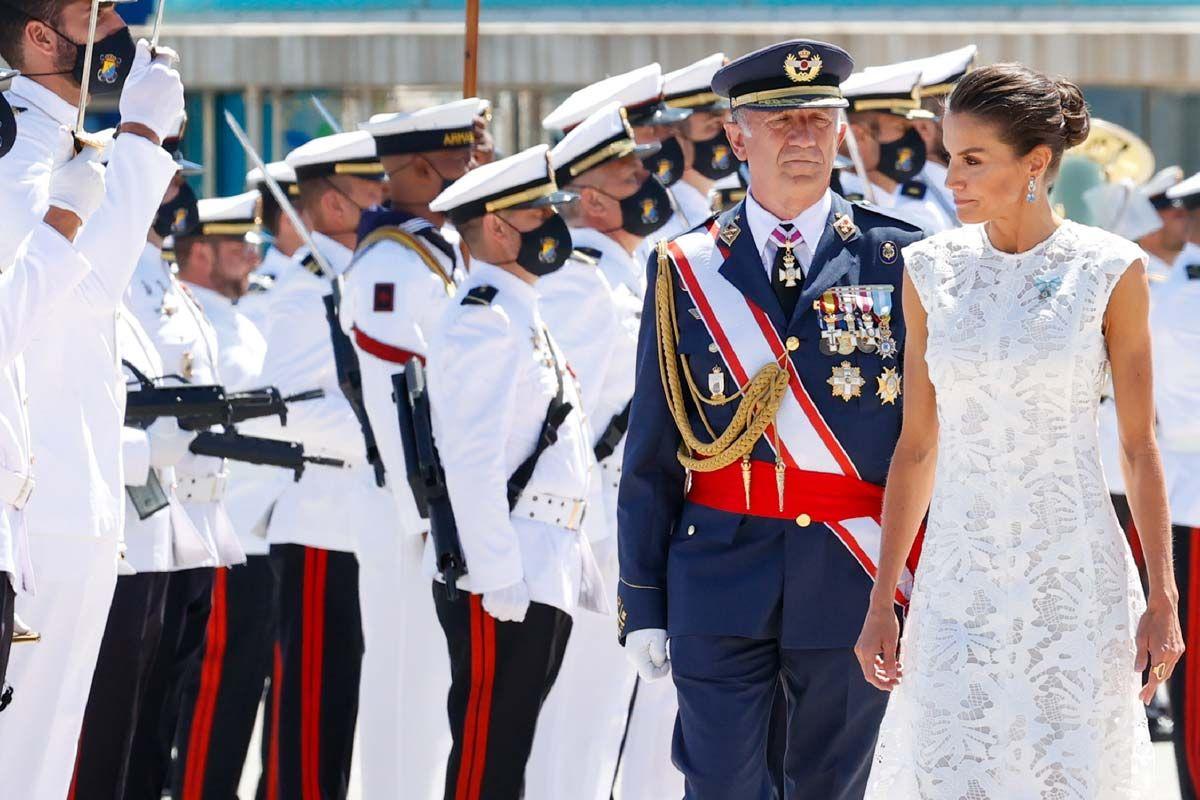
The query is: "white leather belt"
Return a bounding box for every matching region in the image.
[0,467,35,510]
[600,459,622,490]
[177,472,229,504]
[512,491,587,532]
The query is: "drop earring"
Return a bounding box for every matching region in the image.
[1026,177,1037,204]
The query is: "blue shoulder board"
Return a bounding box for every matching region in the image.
[461,285,498,306]
[850,200,927,236]
[901,180,928,200]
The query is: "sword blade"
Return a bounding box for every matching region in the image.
[74,0,102,133]
[840,110,875,205]
[309,96,342,133]
[150,0,168,48]
[222,110,335,278]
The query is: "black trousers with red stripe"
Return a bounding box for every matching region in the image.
[171,555,280,800]
[1111,493,1146,570]
[1172,525,1200,800]
[433,584,573,800]
[124,567,215,800]
[71,571,171,800]
[266,543,363,800]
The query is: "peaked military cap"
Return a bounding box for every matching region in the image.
[549,102,660,187]
[866,45,978,97]
[712,39,853,111]
[361,98,481,157]
[285,131,384,182]
[1144,166,1184,210]
[543,64,692,133]
[841,67,934,119]
[1167,170,1200,210]
[663,53,729,112]
[184,191,263,243]
[246,161,300,197]
[430,144,578,226]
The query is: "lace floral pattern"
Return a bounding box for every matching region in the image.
[865,221,1154,799]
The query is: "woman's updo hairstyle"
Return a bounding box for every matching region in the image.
[946,63,1090,175]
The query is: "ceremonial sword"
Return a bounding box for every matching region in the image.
[310,96,343,133]
[150,0,168,50]
[74,0,101,134]
[223,111,336,278]
[840,110,876,205]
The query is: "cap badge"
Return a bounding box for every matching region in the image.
[784,49,822,84]
[539,237,559,265]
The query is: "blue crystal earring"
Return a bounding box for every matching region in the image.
[1026,177,1037,204]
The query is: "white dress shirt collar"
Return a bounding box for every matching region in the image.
[744,188,832,266]
[471,262,539,307]
[310,232,355,277]
[8,76,76,128]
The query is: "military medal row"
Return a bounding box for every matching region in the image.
[815,284,897,359]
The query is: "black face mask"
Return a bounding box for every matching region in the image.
[153,182,200,239]
[30,22,136,94]
[690,130,739,181]
[0,95,15,160]
[604,177,674,238]
[643,136,686,187]
[875,126,927,185]
[504,213,573,277]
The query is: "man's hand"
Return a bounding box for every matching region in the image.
[45,143,106,237]
[117,40,185,143]
[146,417,196,469]
[481,581,530,623]
[625,628,670,681]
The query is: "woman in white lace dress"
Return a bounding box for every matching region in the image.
[856,64,1185,798]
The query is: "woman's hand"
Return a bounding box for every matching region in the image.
[855,600,903,692]
[1135,594,1185,705]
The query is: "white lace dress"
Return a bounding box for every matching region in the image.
[865,221,1155,799]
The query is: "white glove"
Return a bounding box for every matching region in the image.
[481,581,530,623]
[47,142,106,223]
[625,628,671,681]
[146,417,195,469]
[117,40,185,141]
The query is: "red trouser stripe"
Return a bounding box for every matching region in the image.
[455,594,497,800]
[307,549,328,800]
[1187,528,1200,793]
[182,568,229,800]
[301,548,319,800]
[267,642,282,800]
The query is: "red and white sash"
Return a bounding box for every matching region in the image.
[668,225,916,603]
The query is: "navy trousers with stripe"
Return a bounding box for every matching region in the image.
[171,554,280,800]
[124,567,215,800]
[267,544,362,800]
[70,572,171,800]
[432,584,572,800]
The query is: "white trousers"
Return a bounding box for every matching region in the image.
[356,528,450,800]
[614,674,684,800]
[0,533,118,799]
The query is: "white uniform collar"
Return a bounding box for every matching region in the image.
[471,262,538,306]
[568,226,636,267]
[186,282,234,313]
[310,232,354,277]
[8,76,77,128]
[672,180,714,229]
[744,187,831,262]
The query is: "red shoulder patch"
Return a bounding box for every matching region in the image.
[373,282,395,312]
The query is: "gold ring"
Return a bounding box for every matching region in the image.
[1153,663,1168,681]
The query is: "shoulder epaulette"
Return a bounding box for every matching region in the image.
[461,285,499,306]
[901,181,928,200]
[1186,264,1200,280]
[301,253,326,278]
[849,200,926,234]
[844,193,865,203]
[570,248,601,266]
[356,226,454,291]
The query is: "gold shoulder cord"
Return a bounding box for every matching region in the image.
[654,241,790,503]
[357,227,455,294]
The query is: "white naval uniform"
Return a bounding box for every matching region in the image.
[1152,246,1200,528]
[126,244,245,567]
[526,229,682,800]
[249,232,394,556]
[0,76,179,800]
[338,217,462,800]
[184,283,280,558]
[0,224,94,594]
[425,262,605,614]
[631,184,711,298]
[118,307,211,573]
[917,162,959,227]
[838,171,952,233]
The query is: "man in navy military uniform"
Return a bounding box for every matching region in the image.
[617,39,926,799]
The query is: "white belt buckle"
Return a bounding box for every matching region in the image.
[566,498,586,532]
